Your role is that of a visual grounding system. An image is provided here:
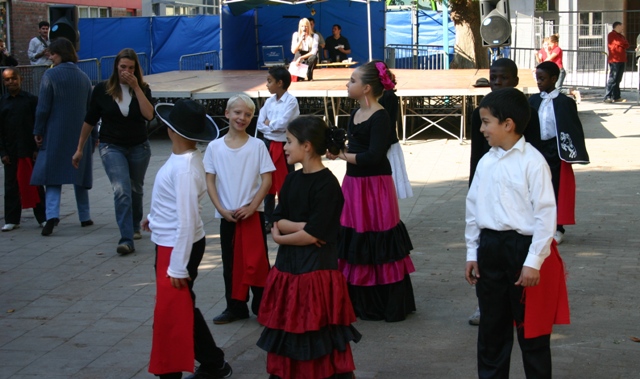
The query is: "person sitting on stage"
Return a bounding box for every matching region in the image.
[291,18,319,81]
[257,66,300,234]
[324,24,351,63]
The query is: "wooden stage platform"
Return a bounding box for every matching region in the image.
[145,68,538,142]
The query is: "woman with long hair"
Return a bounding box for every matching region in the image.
[290,18,319,81]
[72,48,154,255]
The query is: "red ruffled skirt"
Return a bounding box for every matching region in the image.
[257,267,361,379]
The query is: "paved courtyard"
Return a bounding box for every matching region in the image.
[1,91,640,378]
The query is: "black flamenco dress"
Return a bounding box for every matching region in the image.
[257,168,361,379]
[338,109,416,322]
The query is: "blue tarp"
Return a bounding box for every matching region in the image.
[78,15,220,74]
[386,10,455,47]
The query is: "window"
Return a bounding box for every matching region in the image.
[579,12,603,37]
[78,6,110,18]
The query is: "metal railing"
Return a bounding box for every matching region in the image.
[384,44,450,70]
[0,65,49,96]
[179,51,220,71]
[509,47,639,90]
[77,58,101,86]
[99,52,150,80]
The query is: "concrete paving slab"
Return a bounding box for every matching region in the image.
[1,91,640,378]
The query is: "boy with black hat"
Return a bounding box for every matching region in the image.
[144,99,232,379]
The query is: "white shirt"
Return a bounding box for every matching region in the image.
[291,32,319,56]
[148,150,207,279]
[117,84,132,117]
[28,36,52,66]
[256,91,300,142]
[203,136,275,218]
[538,89,560,141]
[465,137,556,270]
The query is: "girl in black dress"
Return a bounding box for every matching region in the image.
[257,116,360,379]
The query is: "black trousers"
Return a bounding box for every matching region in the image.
[3,159,46,225]
[476,229,551,379]
[155,238,225,378]
[220,213,269,316]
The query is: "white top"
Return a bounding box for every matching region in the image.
[465,137,556,270]
[256,91,300,142]
[291,32,319,55]
[538,89,560,141]
[117,84,132,117]
[28,36,52,66]
[203,136,275,218]
[148,150,207,279]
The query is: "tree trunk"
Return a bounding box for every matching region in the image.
[448,0,490,69]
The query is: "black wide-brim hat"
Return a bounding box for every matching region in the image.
[473,77,490,88]
[155,99,218,142]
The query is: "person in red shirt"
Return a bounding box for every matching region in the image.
[604,22,630,103]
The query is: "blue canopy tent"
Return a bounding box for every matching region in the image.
[221,0,385,69]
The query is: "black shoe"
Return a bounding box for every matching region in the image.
[116,244,135,255]
[212,310,249,325]
[80,219,94,227]
[185,361,233,379]
[41,218,59,236]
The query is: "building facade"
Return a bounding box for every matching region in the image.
[2,0,141,65]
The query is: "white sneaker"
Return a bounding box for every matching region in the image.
[573,90,581,104]
[468,307,480,325]
[2,223,19,232]
[554,231,564,245]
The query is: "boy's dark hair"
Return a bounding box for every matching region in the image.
[268,66,292,90]
[2,67,20,79]
[333,24,342,30]
[491,58,518,78]
[479,88,530,135]
[288,116,345,156]
[308,17,315,23]
[536,61,560,79]
[39,21,50,28]
[612,21,622,28]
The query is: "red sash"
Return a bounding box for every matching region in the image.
[148,246,195,375]
[268,141,288,196]
[232,212,270,300]
[17,158,41,209]
[557,161,576,225]
[522,241,571,339]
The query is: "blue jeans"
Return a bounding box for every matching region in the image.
[605,62,625,100]
[45,185,91,221]
[99,141,151,247]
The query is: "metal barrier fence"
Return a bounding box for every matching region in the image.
[77,58,101,86]
[384,44,449,70]
[510,47,639,90]
[99,52,150,80]
[0,65,49,96]
[179,51,220,71]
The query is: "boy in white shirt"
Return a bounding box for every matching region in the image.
[256,66,300,233]
[145,99,231,379]
[465,88,570,379]
[205,94,275,324]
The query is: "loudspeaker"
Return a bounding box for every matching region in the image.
[49,5,79,51]
[479,0,511,47]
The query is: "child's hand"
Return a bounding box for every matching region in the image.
[220,209,237,223]
[168,275,191,289]
[515,266,540,287]
[326,151,339,160]
[234,204,257,220]
[141,218,151,232]
[314,239,326,248]
[465,261,480,285]
[271,222,282,243]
